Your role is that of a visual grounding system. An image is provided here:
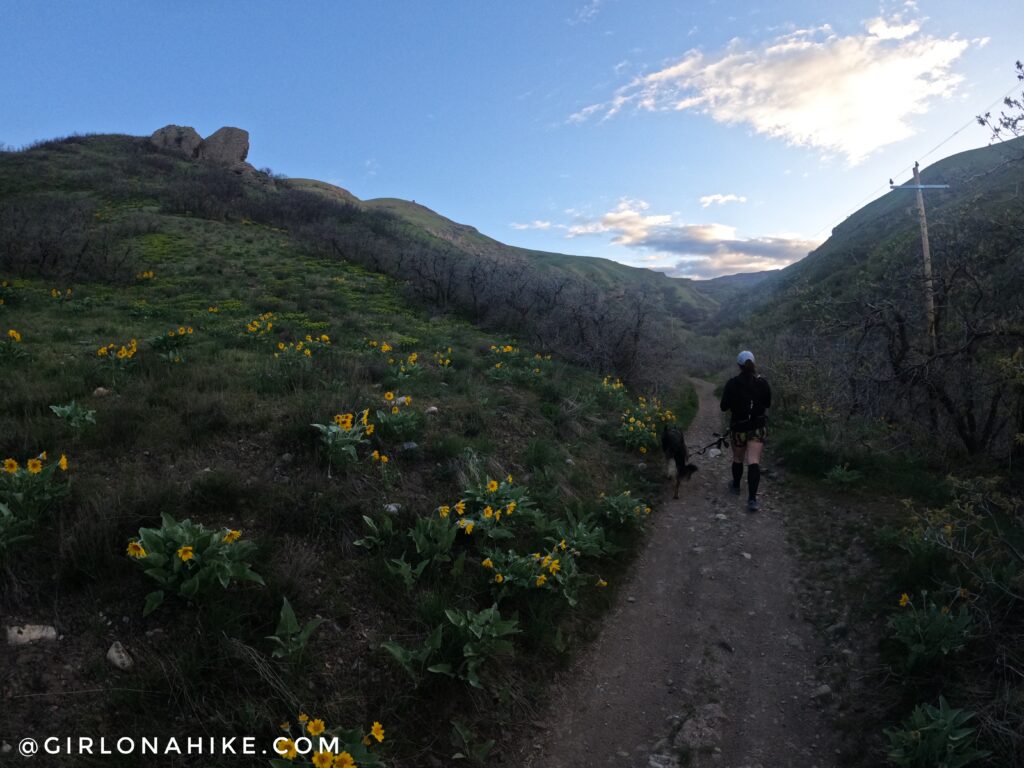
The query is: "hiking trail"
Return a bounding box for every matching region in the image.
[514,378,839,768]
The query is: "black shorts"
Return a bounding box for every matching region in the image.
[731,426,767,447]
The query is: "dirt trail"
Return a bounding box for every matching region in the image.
[517,379,838,768]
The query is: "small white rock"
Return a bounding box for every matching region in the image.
[741,552,752,560]
[107,641,133,671]
[93,386,111,397]
[708,448,722,458]
[6,624,57,645]
[425,406,439,414]
[383,503,401,516]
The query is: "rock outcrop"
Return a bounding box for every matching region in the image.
[196,127,249,164]
[150,125,202,157]
[149,124,270,187]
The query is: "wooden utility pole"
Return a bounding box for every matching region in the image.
[891,164,949,355]
[912,161,937,356]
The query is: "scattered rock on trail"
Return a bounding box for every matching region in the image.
[811,684,832,700]
[383,503,401,516]
[6,624,57,645]
[425,406,439,415]
[93,386,112,397]
[708,448,722,458]
[673,703,727,753]
[106,641,133,671]
[398,441,419,453]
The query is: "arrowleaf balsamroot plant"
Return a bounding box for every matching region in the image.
[127,513,264,615]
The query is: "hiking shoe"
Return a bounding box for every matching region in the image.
[747,498,760,512]
[729,482,741,495]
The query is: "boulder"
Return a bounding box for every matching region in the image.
[198,127,249,164]
[150,125,202,157]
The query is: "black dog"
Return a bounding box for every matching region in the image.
[662,425,699,499]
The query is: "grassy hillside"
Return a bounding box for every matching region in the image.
[0,135,697,766]
[288,178,717,323]
[705,136,1024,331]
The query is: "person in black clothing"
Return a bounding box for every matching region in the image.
[720,350,772,511]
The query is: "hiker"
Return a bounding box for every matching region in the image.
[720,350,771,511]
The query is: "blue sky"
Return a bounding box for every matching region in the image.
[1,1,1019,278]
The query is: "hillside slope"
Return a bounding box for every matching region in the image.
[705,136,1024,330]
[0,133,698,766]
[288,178,717,322]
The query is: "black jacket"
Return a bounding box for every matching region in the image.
[720,374,772,431]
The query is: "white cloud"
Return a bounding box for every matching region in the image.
[570,15,971,164]
[510,220,554,231]
[569,0,602,25]
[563,199,818,278]
[566,198,672,244]
[699,193,747,208]
[866,17,920,40]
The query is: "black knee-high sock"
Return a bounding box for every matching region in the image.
[748,463,761,500]
[731,462,743,487]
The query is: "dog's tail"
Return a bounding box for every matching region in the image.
[679,462,699,479]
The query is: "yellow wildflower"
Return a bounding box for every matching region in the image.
[336,752,356,768]
[311,753,332,768]
[298,713,309,723]
[483,506,494,519]
[481,558,494,569]
[3,458,17,474]
[366,424,375,435]
[464,522,475,534]
[596,578,608,588]
[279,721,290,731]
[391,406,399,415]
[370,721,385,742]
[223,529,241,544]
[439,505,451,519]
[455,500,466,515]
[384,391,395,401]
[899,593,910,608]
[506,474,513,483]
[304,349,312,357]
[306,719,325,736]
[380,455,389,464]
[26,459,42,474]
[535,574,548,587]
[548,559,561,576]
[126,541,147,558]
[275,739,298,759]
[487,479,498,493]
[507,501,516,514]
[495,573,505,584]
[177,545,195,562]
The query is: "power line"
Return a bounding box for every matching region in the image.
[809,78,1022,241]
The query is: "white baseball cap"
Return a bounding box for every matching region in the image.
[737,350,755,365]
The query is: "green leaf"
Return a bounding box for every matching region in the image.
[143,590,165,616]
[277,597,300,635]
